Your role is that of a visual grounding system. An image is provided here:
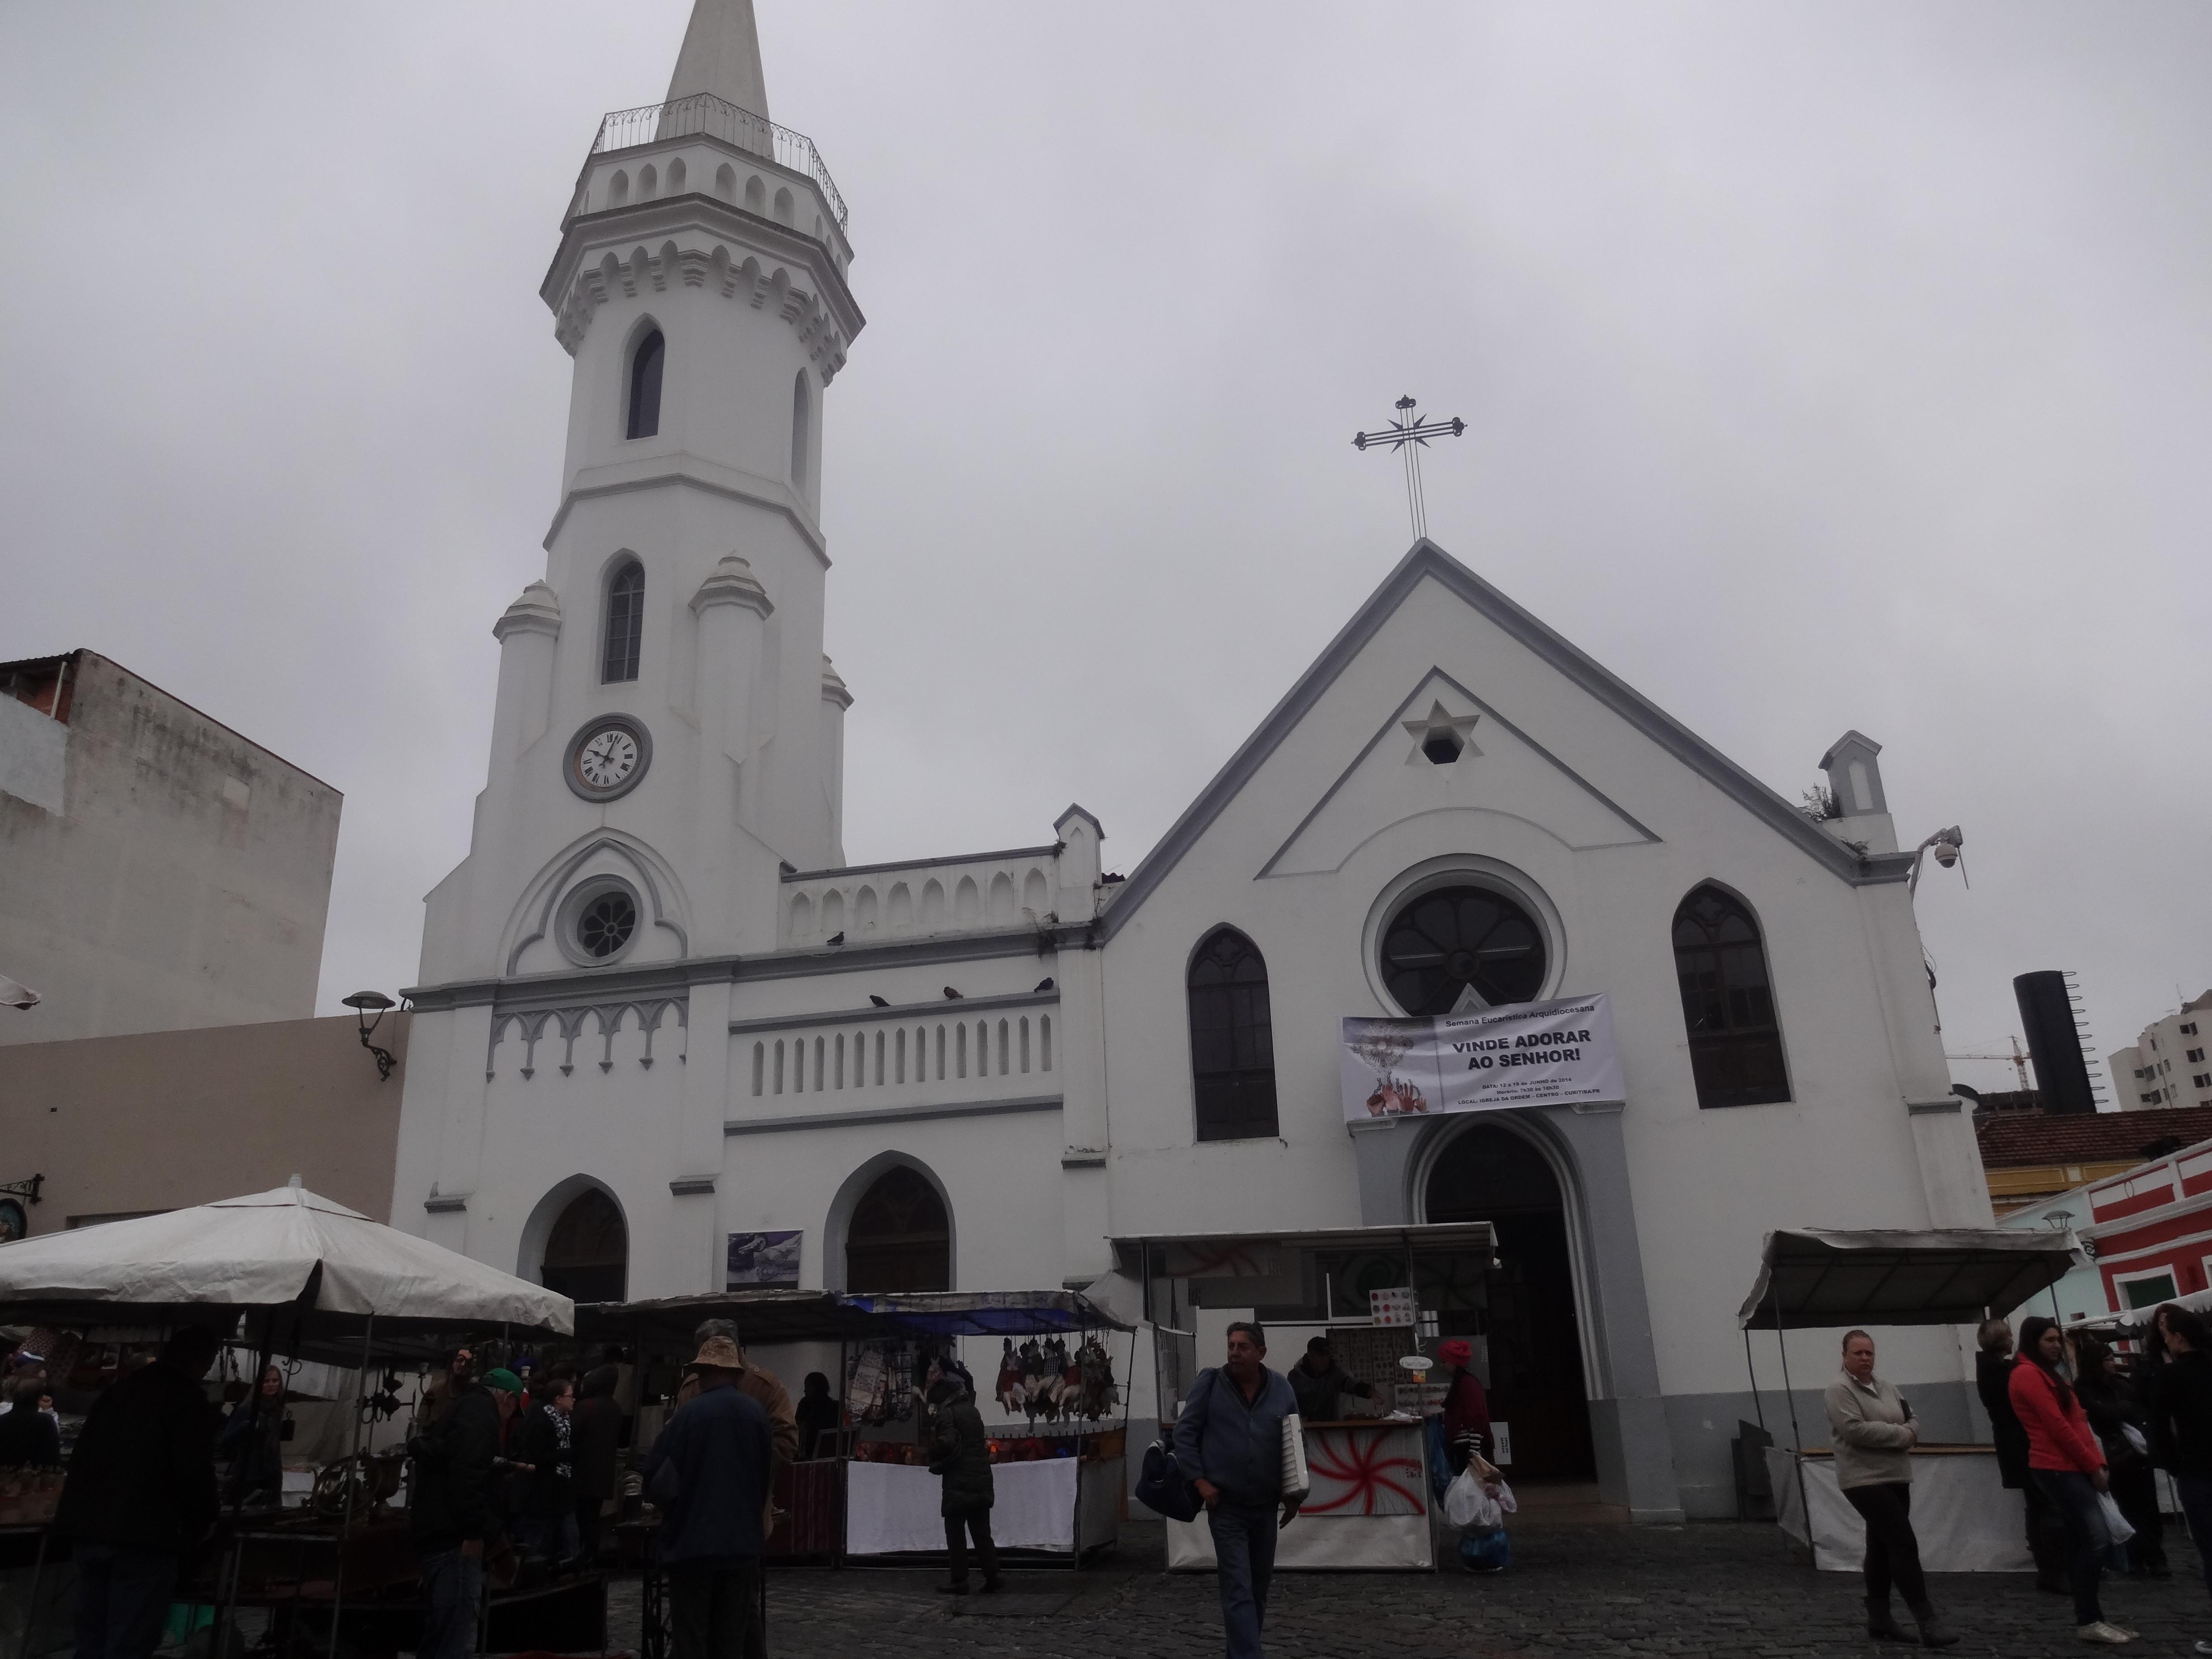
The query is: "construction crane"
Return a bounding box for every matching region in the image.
[1945,1036,2032,1093]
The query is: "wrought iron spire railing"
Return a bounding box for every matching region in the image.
[592,92,848,229]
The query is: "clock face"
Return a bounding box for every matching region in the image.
[564,716,651,801]
[577,727,638,789]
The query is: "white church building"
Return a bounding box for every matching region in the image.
[391,0,1995,1520]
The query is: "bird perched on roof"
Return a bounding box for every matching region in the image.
[868,994,889,1008]
[825,932,844,947]
[1034,977,1054,993]
[942,987,963,1000]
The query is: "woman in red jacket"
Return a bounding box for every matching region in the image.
[1436,1338,1492,1473]
[2009,1315,2131,1645]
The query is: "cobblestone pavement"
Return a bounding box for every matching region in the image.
[604,1519,2212,1659]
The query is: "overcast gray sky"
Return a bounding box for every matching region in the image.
[5,3,2207,1096]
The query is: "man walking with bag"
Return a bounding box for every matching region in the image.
[1172,1323,1302,1659]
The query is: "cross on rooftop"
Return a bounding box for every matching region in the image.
[1353,395,1466,541]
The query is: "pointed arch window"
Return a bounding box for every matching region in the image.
[790,370,810,483]
[626,328,664,440]
[846,1165,950,1293]
[602,559,644,683]
[1188,927,1279,1141]
[1673,884,1790,1107]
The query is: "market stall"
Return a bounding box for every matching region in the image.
[836,1291,1132,1563]
[572,1286,1135,1568]
[1122,1223,1505,1574]
[1738,1228,2078,1575]
[0,1181,577,1657]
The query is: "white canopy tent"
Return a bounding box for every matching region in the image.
[0,1179,570,1360]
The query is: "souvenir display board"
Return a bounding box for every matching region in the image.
[989,1333,1122,1425]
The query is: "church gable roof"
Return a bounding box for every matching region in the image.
[1098,539,1910,939]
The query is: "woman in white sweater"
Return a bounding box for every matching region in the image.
[1822,1329,1958,1649]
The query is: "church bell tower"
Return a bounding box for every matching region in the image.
[434,0,864,986]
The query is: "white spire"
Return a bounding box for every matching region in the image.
[664,0,770,121]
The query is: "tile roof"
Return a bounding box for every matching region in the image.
[1976,1105,2212,1169]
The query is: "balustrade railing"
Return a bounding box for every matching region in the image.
[740,1003,1055,1101]
[593,92,848,228]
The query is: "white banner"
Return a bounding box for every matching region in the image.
[1340,994,1623,1122]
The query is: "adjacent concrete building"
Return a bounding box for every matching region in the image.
[0,1012,409,1241]
[0,651,342,1045]
[2108,989,2212,1112]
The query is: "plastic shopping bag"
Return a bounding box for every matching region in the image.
[2096,1490,2136,1547]
[1444,1466,1503,1530]
[1490,1477,1518,1515]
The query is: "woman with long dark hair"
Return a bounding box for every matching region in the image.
[2010,1315,2129,1645]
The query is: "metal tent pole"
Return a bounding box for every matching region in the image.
[1769,1275,1812,1558]
[326,1315,373,1659]
[1743,1328,1766,1432]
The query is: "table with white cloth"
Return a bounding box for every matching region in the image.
[1167,1420,1434,1571]
[1767,1445,2030,1573]
[844,1457,1121,1558]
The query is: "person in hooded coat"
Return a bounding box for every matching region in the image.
[926,1367,1001,1596]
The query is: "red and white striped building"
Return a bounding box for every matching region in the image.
[2085,1135,2212,1309]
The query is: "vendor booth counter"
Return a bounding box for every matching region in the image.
[1766,1446,2029,1574]
[846,1447,1120,1558]
[1166,1419,1433,1572]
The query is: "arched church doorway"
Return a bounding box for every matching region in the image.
[1424,1124,1595,1483]
[539,1187,628,1303]
[845,1165,950,1293]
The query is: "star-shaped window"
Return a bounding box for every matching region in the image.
[1402,700,1481,767]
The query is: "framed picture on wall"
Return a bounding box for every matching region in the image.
[727,1230,802,1287]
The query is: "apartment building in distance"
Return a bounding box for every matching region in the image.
[2109,989,2212,1112]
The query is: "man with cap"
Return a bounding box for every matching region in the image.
[411,1364,519,1659]
[1287,1337,1376,1425]
[647,1333,774,1659]
[672,1319,799,1477]
[1435,1339,1492,1472]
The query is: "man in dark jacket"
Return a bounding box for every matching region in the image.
[411,1366,517,1659]
[1286,1337,1373,1425]
[571,1365,624,1566]
[54,1325,222,1659]
[646,1335,773,1659]
[1975,1318,2064,1591]
[926,1370,1001,1595]
[1172,1322,1301,1659]
[0,1375,61,1467]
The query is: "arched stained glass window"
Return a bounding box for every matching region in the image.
[626,328,664,440]
[1672,884,1790,1107]
[845,1165,950,1293]
[602,560,644,683]
[1187,927,1279,1141]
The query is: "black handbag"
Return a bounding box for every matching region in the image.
[1136,1437,1203,1523]
[1135,1369,1216,1523]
